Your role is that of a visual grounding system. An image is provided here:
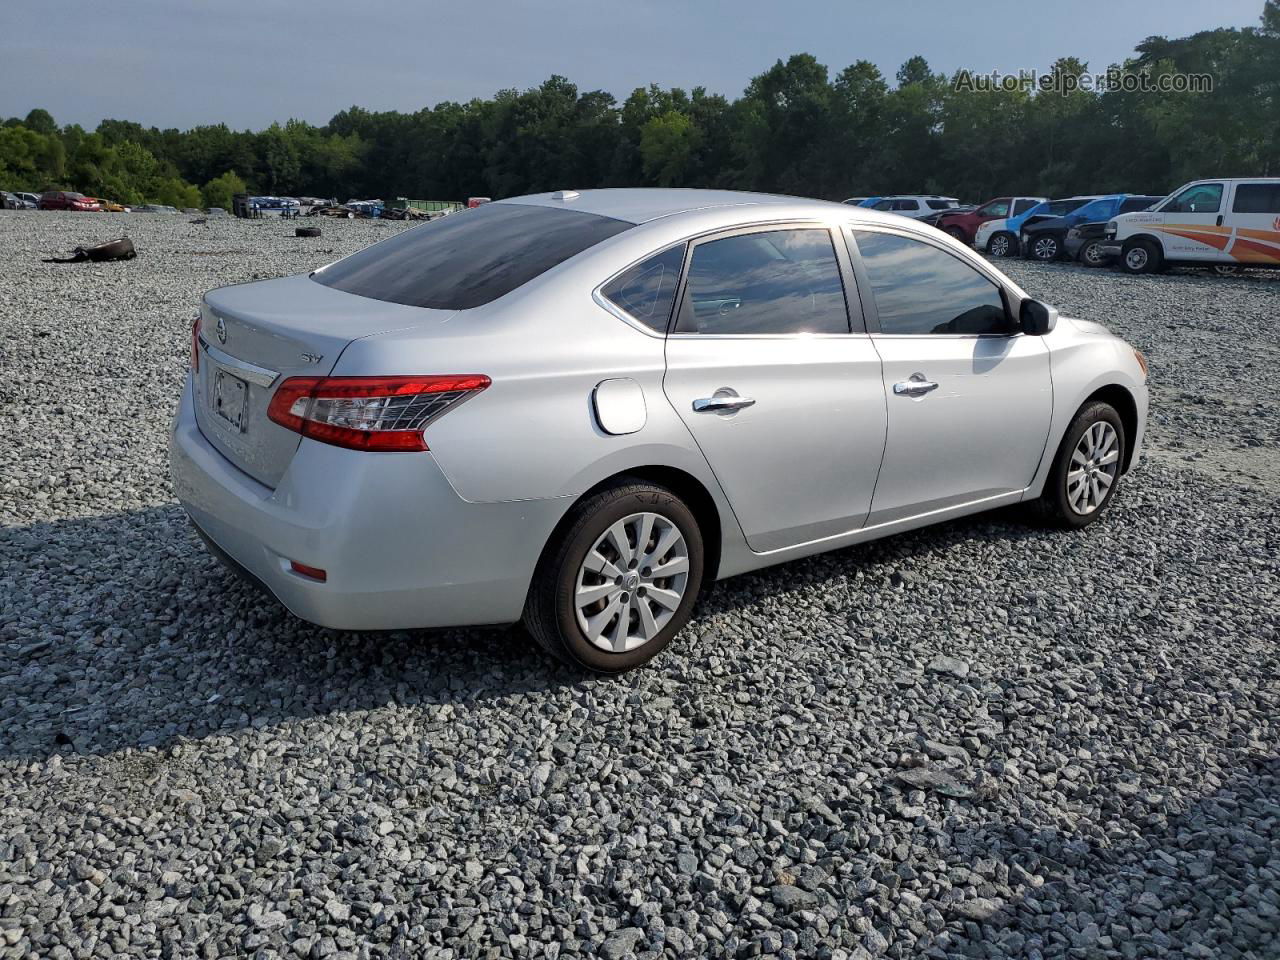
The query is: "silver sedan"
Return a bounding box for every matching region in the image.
[170,189,1149,672]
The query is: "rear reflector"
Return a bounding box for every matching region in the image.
[267,374,490,452]
[190,316,201,373]
[290,560,327,582]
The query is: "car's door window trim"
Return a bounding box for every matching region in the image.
[842,223,1018,338]
[665,221,865,339]
[591,242,689,338]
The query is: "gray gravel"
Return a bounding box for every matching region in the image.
[1,211,1277,960]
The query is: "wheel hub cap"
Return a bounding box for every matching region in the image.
[1066,422,1120,515]
[574,512,690,653]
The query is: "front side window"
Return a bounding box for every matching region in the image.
[977,199,1011,217]
[313,202,632,310]
[893,199,919,211]
[853,231,1010,336]
[872,199,895,211]
[925,199,956,210]
[1162,183,1224,214]
[1232,184,1280,214]
[677,229,849,336]
[600,244,685,332]
[1073,199,1114,221]
[1012,198,1039,215]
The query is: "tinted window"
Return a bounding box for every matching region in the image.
[925,199,956,210]
[1163,183,1223,214]
[600,244,685,332]
[314,203,632,310]
[977,200,1011,217]
[1073,199,1115,220]
[853,231,1009,336]
[1044,199,1089,217]
[677,229,848,336]
[872,200,895,211]
[1119,196,1160,213]
[1012,199,1039,215]
[893,199,918,211]
[1232,184,1280,214]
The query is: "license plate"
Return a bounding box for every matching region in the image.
[213,370,248,432]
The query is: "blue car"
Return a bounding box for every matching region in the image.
[973,196,1102,258]
[1020,194,1162,261]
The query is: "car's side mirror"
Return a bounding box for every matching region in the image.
[1020,298,1058,336]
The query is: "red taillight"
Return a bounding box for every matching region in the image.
[267,375,490,452]
[191,316,201,373]
[290,560,327,582]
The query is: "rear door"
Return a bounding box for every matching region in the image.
[662,224,887,552]
[1156,181,1230,262]
[1224,182,1280,265]
[847,226,1051,525]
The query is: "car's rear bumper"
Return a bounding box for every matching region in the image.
[169,375,569,631]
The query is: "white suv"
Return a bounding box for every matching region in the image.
[867,196,962,220]
[1101,178,1280,274]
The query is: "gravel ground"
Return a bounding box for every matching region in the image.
[0,211,1277,960]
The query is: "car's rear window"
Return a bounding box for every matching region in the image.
[313,202,633,310]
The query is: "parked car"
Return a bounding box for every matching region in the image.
[1,191,22,209]
[933,196,1046,245]
[38,191,102,212]
[1101,178,1280,274]
[867,196,962,219]
[1065,198,1163,266]
[171,188,1148,672]
[16,192,40,208]
[1021,195,1165,262]
[842,197,876,206]
[84,197,131,213]
[974,196,1102,258]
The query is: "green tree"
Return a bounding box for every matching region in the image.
[201,170,247,209]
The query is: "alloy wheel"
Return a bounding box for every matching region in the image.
[1067,422,1120,515]
[1033,237,1058,260]
[989,234,1010,257]
[1082,241,1105,266]
[574,512,690,653]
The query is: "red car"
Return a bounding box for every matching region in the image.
[38,191,102,212]
[934,196,1045,245]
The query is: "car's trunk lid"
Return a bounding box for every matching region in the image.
[192,274,456,488]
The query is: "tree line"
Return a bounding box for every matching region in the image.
[2,2,1276,209]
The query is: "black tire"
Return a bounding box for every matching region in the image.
[523,479,704,673]
[1028,232,1062,261]
[1078,239,1108,267]
[1035,401,1126,529]
[295,226,322,238]
[945,227,966,243]
[987,231,1017,258]
[1120,239,1161,274]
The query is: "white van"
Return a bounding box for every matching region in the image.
[1101,178,1280,274]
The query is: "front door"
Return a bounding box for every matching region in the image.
[847,226,1053,525]
[1157,181,1231,262]
[663,225,887,553]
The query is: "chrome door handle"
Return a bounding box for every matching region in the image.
[693,393,756,413]
[893,376,939,397]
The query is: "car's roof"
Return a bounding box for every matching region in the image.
[499,188,848,226]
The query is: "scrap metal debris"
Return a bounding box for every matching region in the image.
[42,237,137,263]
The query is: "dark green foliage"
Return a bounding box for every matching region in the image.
[3,4,1277,204]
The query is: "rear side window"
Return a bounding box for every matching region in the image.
[313,203,632,310]
[676,228,849,336]
[925,199,955,210]
[1232,184,1280,214]
[600,244,685,332]
[1012,199,1038,215]
[893,199,918,211]
[853,230,1009,336]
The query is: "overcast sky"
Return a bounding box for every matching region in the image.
[1,0,1267,131]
